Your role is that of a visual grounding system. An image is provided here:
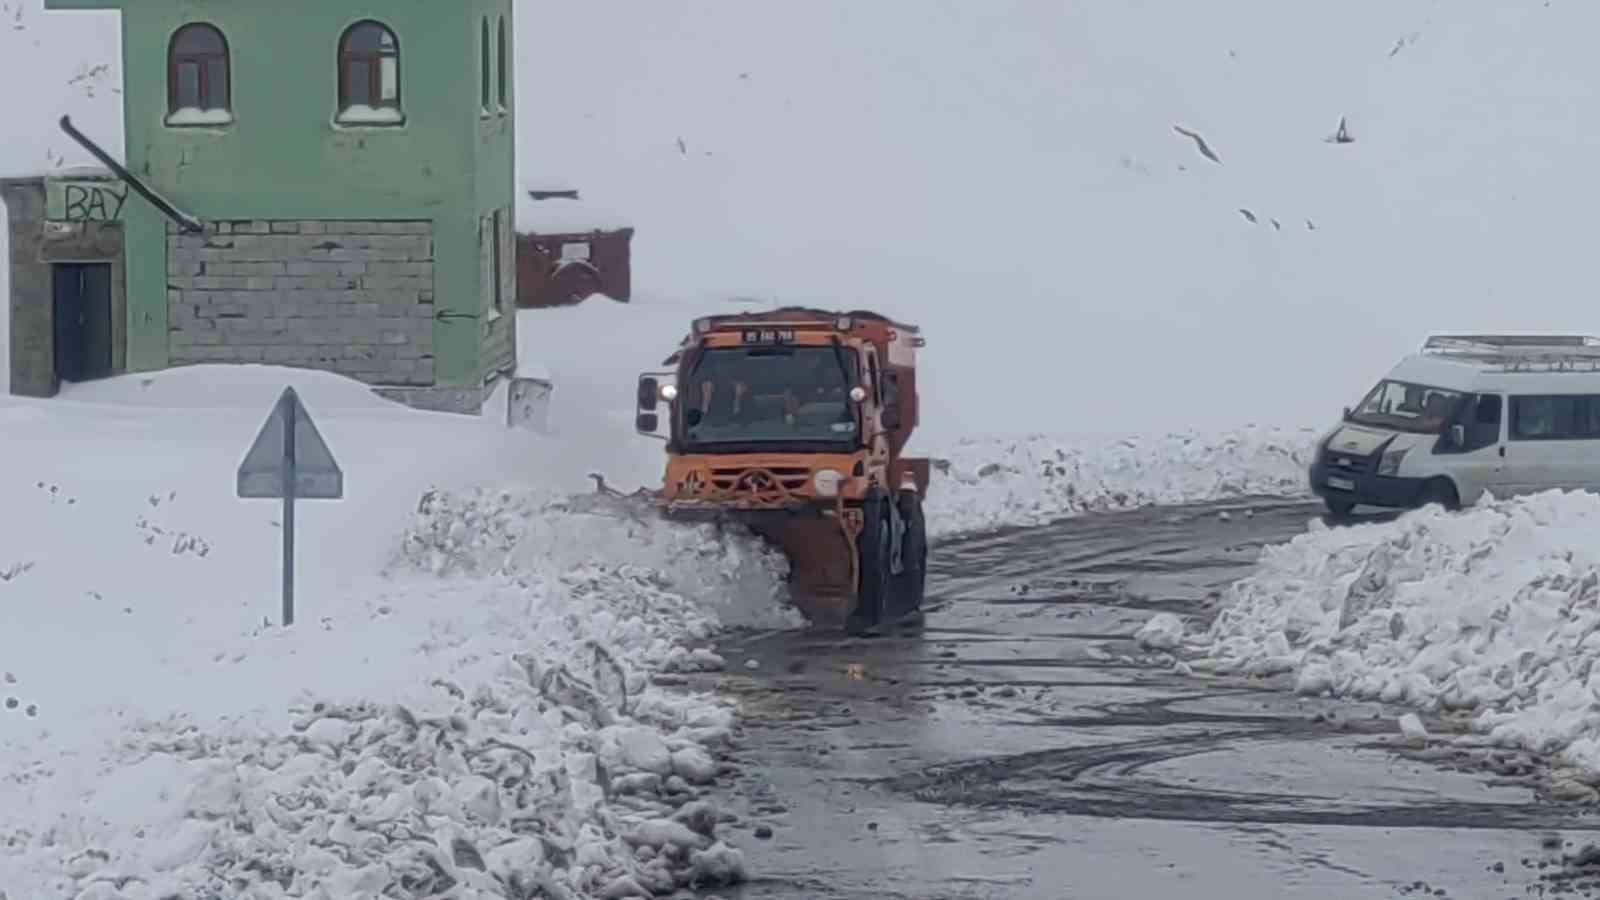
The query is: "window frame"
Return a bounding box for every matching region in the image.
[480,18,491,113]
[166,23,232,122]
[1507,393,1600,441]
[491,209,504,312]
[497,16,509,113]
[336,19,403,124]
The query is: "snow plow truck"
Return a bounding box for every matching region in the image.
[632,308,931,634]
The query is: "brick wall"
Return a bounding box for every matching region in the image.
[165,220,435,387]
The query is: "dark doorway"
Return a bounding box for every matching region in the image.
[52,263,114,384]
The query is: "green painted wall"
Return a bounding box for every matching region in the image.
[47,0,515,389]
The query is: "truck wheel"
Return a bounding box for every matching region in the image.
[1324,498,1355,519]
[847,500,893,636]
[896,490,927,615]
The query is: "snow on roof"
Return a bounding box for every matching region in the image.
[0,164,115,182]
[523,177,579,194]
[50,165,115,179]
[515,190,631,236]
[56,364,422,414]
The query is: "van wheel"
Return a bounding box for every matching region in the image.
[1324,498,1355,518]
[1419,479,1460,512]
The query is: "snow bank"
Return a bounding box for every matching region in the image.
[0,368,777,897]
[922,426,1319,538]
[1199,490,1600,773]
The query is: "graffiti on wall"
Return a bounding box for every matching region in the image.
[62,183,127,221]
[47,180,128,223]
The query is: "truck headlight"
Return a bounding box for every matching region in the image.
[1378,448,1409,477]
[813,469,844,497]
[659,383,678,402]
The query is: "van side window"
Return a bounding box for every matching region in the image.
[1511,395,1580,440]
[1584,397,1600,437]
[1470,394,1502,446]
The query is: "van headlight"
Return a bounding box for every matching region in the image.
[1378,448,1410,477]
[813,469,844,497]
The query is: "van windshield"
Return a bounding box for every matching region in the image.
[1347,379,1467,434]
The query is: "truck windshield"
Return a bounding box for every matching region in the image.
[1347,379,1467,434]
[680,345,859,448]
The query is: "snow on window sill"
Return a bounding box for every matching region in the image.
[165,107,233,127]
[487,307,504,323]
[497,104,508,117]
[480,107,493,120]
[335,105,405,127]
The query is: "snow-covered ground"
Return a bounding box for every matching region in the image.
[1177,491,1600,776]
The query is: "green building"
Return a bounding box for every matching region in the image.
[12,0,518,412]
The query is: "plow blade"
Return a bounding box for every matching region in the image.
[746,516,858,628]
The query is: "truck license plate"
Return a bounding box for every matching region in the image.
[1327,476,1354,492]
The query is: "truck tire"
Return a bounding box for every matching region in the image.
[847,498,893,636]
[896,490,927,615]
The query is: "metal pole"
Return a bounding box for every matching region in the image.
[56,116,204,234]
[282,391,297,627]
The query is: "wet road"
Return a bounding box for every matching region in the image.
[691,498,1600,900]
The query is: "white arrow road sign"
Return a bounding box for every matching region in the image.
[236,386,344,626]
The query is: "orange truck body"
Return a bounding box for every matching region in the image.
[635,307,929,627]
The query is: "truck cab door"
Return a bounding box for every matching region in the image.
[635,371,675,440]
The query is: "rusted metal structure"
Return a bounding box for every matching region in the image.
[515,189,632,308]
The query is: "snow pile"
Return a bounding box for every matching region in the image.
[2,488,776,898]
[0,366,789,898]
[392,486,802,630]
[922,426,1318,538]
[1199,490,1600,771]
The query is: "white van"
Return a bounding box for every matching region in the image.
[1310,334,1600,516]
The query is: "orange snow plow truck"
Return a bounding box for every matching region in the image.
[633,308,931,634]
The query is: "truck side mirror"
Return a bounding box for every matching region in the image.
[1450,424,1466,447]
[635,372,673,441]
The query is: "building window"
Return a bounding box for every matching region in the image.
[497,17,509,112]
[491,209,504,311]
[167,23,232,126]
[480,19,491,113]
[337,20,402,125]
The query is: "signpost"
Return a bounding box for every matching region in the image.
[237,387,343,626]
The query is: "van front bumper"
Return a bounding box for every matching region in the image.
[1308,462,1428,509]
